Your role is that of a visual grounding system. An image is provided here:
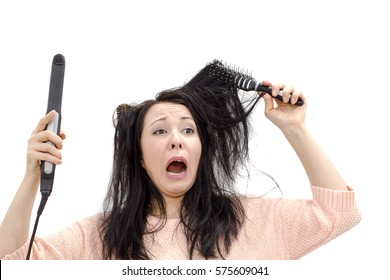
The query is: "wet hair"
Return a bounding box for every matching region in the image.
[100,66,262,259]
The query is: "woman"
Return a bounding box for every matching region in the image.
[0,63,361,259]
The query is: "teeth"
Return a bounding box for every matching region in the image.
[167,171,185,175]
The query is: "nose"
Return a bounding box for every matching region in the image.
[170,131,183,150]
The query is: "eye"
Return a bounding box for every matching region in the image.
[153,128,167,135]
[182,128,195,134]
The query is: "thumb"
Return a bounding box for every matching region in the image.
[262,93,274,115]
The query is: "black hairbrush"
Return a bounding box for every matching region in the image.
[206,59,304,106]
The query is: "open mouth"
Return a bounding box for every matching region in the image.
[166,160,187,175]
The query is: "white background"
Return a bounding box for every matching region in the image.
[1,0,389,278]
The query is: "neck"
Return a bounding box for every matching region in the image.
[151,197,182,219]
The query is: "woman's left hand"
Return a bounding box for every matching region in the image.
[259,81,307,132]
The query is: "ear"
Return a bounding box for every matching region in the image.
[140,159,145,168]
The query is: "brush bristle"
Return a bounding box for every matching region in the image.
[185,59,257,92]
[207,59,256,91]
[211,60,252,77]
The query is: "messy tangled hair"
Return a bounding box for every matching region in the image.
[100,64,261,259]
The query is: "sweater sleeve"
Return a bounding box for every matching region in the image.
[283,185,361,259]
[1,214,103,260]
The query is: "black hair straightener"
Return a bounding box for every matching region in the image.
[26,54,65,260]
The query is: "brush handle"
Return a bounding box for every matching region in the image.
[256,83,304,106]
[238,78,304,106]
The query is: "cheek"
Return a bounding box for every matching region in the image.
[191,140,202,168]
[141,137,163,170]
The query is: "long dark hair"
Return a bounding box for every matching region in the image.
[100,66,261,259]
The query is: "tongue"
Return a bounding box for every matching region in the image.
[167,161,186,173]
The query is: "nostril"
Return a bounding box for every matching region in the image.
[171,143,182,149]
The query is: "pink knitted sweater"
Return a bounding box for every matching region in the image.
[2,185,361,260]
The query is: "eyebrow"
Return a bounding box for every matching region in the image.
[149,116,194,128]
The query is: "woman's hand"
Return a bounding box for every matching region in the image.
[259,81,307,132]
[25,110,66,179]
[259,81,347,190]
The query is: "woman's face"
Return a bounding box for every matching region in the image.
[140,102,202,204]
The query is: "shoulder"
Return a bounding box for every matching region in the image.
[56,213,104,239]
[238,194,284,219]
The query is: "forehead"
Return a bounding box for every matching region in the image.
[144,102,193,123]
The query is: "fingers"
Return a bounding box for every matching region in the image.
[32,110,56,135]
[282,85,293,103]
[260,81,305,106]
[31,111,65,148]
[27,143,63,165]
[290,90,306,106]
[28,130,64,165]
[59,130,67,140]
[27,111,66,168]
[29,129,64,151]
